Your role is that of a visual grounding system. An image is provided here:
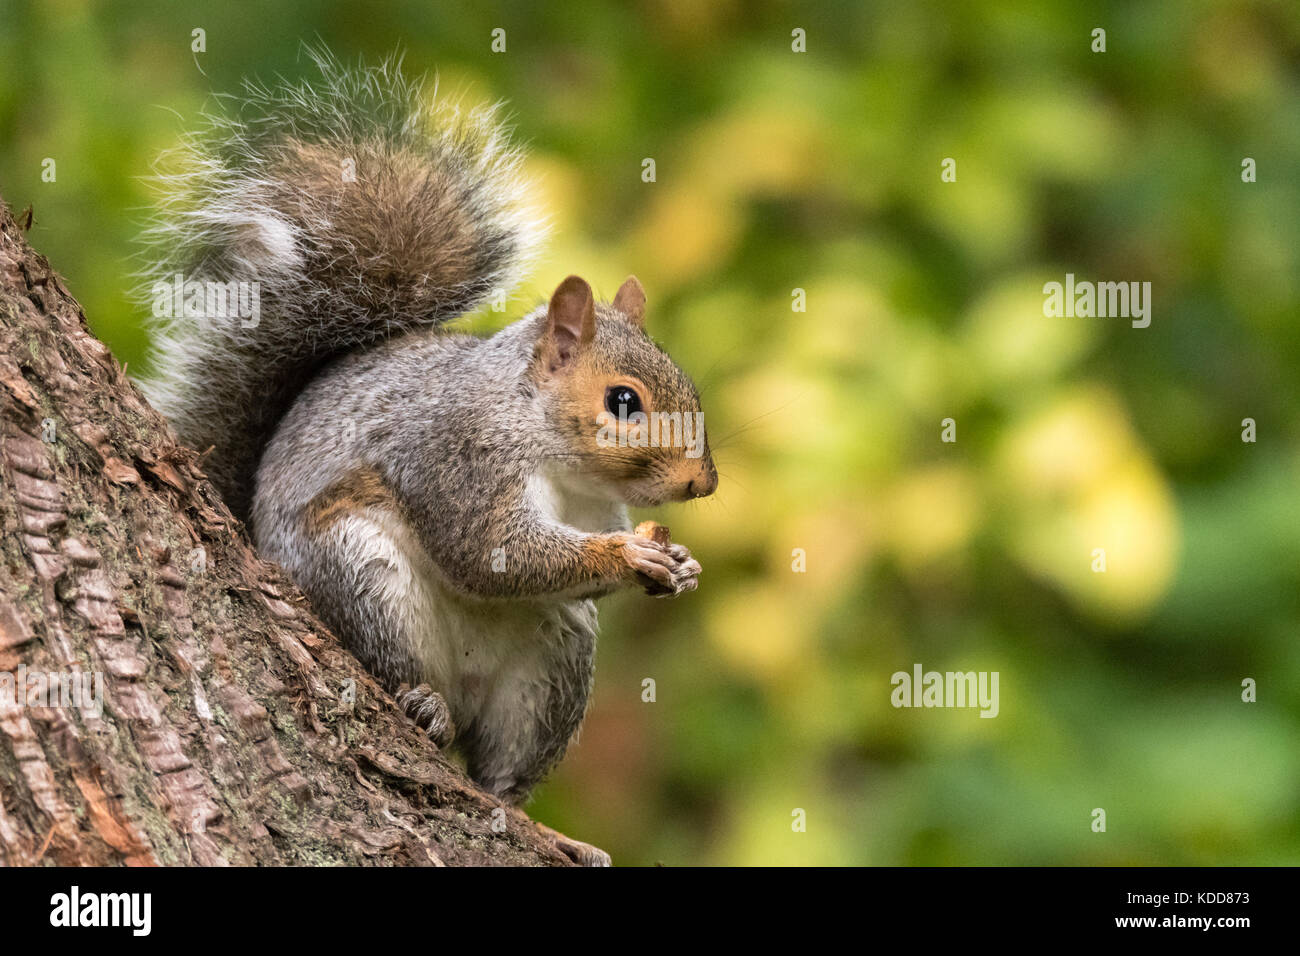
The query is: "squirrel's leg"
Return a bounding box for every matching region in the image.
[429,508,701,600]
[288,472,458,746]
[457,598,597,796]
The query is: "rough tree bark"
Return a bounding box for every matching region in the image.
[0,195,571,866]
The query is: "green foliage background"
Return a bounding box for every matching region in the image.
[2,0,1298,865]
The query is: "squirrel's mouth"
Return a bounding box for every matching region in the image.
[612,478,670,508]
[619,472,716,507]
[612,485,659,508]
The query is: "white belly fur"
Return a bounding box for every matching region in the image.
[342,471,621,791]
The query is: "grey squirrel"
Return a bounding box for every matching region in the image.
[139,49,716,866]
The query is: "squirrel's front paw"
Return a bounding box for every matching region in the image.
[396,683,456,750]
[623,523,701,598]
[661,541,702,596]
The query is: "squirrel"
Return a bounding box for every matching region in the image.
[137,49,716,866]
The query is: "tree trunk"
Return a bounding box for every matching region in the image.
[0,195,569,866]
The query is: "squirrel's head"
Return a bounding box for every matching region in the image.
[532,275,717,508]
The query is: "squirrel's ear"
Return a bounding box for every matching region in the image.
[542,275,597,372]
[612,275,647,329]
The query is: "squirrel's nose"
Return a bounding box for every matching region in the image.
[687,465,718,499]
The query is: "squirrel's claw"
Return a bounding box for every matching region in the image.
[623,537,677,590]
[396,683,456,750]
[535,822,612,867]
[669,558,701,595]
[623,529,701,598]
[657,552,701,598]
[556,835,612,867]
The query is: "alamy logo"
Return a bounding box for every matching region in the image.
[596,408,707,458]
[0,666,103,717]
[891,664,999,718]
[152,272,260,328]
[49,886,151,936]
[1043,273,1151,328]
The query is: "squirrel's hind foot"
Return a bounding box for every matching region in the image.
[535,822,612,867]
[396,683,456,750]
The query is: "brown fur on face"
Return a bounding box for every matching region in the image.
[532,278,717,506]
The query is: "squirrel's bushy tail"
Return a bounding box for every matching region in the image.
[138,47,545,522]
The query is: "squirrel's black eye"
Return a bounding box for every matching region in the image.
[605,385,642,416]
